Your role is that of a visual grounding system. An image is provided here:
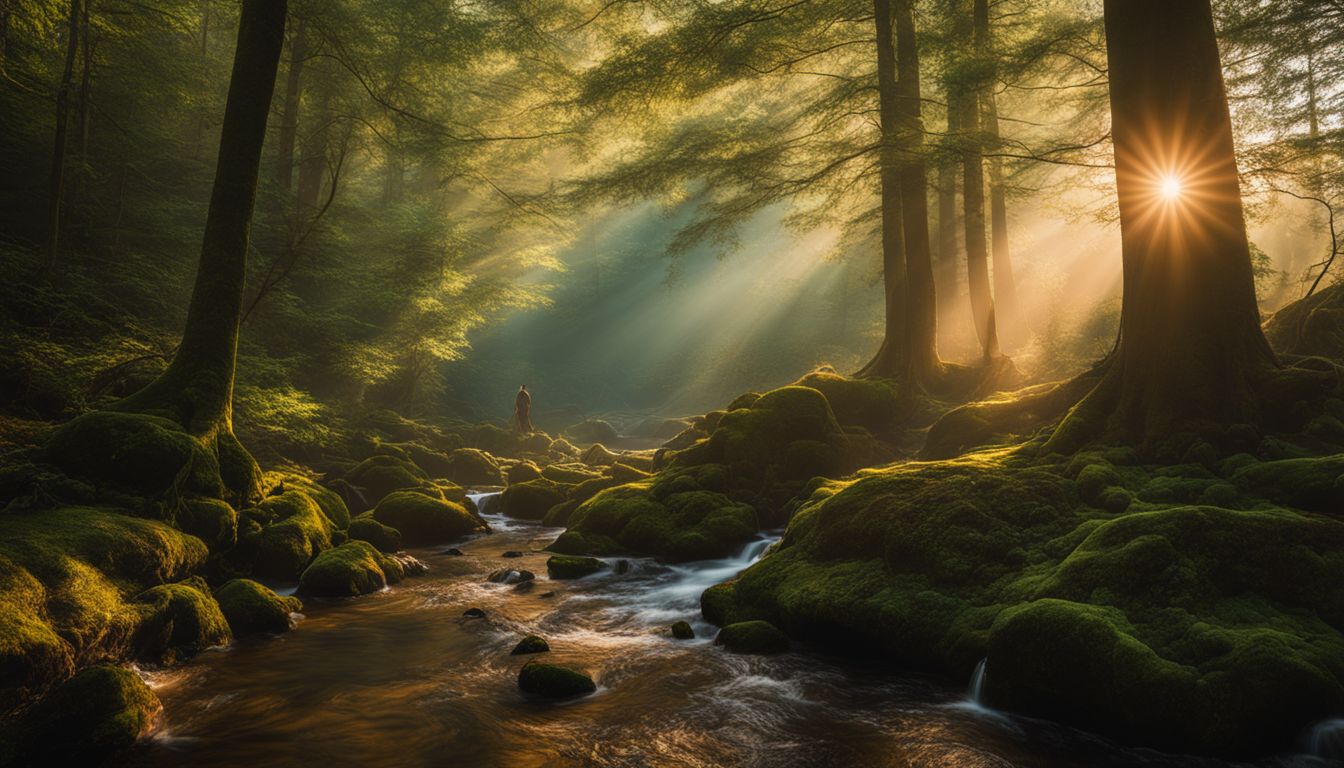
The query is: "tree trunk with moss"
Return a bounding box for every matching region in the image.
[974,0,1017,347]
[956,0,997,358]
[857,0,908,380]
[894,0,941,382]
[113,0,287,499]
[1050,0,1276,451]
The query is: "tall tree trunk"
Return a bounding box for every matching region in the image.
[44,0,81,274]
[894,0,940,380]
[956,0,997,358]
[0,0,10,70]
[1051,0,1276,450]
[274,16,305,193]
[857,0,907,380]
[975,0,1017,346]
[70,0,93,209]
[117,0,287,439]
[936,98,960,304]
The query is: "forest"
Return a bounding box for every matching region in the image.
[1,0,1343,765]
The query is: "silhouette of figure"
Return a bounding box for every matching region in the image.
[514,384,533,433]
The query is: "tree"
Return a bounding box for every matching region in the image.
[113,0,287,494]
[952,0,997,358]
[1052,0,1277,449]
[975,0,1018,346]
[44,0,81,273]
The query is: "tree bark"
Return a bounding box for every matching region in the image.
[936,98,960,303]
[117,0,287,435]
[894,0,940,380]
[44,0,81,274]
[1051,0,1277,450]
[274,16,305,193]
[974,0,1017,346]
[958,0,997,358]
[296,89,331,216]
[856,0,907,380]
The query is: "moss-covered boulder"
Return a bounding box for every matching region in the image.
[348,514,402,553]
[793,369,905,433]
[247,489,335,579]
[581,443,620,467]
[176,497,238,550]
[715,620,788,654]
[710,449,1344,757]
[277,474,351,529]
[297,541,405,597]
[500,479,570,521]
[215,579,301,635]
[671,621,694,639]
[371,490,487,546]
[443,448,506,486]
[541,463,602,485]
[517,661,596,698]
[507,460,542,484]
[12,664,160,764]
[548,468,757,562]
[0,506,207,712]
[131,576,231,663]
[343,454,428,509]
[545,555,607,579]
[511,635,550,655]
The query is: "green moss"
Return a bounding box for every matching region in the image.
[517,661,596,698]
[443,448,505,486]
[793,369,904,433]
[554,479,757,562]
[298,541,404,597]
[580,443,620,467]
[715,620,789,654]
[500,479,570,520]
[215,579,301,635]
[507,461,542,484]
[671,621,694,639]
[1232,455,1344,512]
[372,490,487,545]
[511,635,550,655]
[248,490,334,579]
[177,497,237,550]
[545,555,607,579]
[1075,462,1121,505]
[541,499,580,527]
[275,474,351,529]
[568,475,619,504]
[541,463,602,485]
[13,664,160,764]
[131,576,231,663]
[716,449,1344,756]
[343,455,428,509]
[348,514,402,553]
[43,411,224,508]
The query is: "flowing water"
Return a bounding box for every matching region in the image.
[113,493,1337,768]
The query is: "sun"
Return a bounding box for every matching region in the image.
[1159,175,1183,201]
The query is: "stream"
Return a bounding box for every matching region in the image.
[114,492,1336,767]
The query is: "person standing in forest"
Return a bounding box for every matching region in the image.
[514,384,533,433]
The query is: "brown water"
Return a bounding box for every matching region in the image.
[113,494,1332,768]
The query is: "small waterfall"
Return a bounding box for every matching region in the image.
[1306,718,1344,759]
[467,491,502,516]
[968,658,988,705]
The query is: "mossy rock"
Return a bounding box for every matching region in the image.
[568,475,619,505]
[671,621,694,639]
[545,555,607,579]
[276,474,351,529]
[12,665,160,765]
[564,419,619,445]
[542,499,580,527]
[500,479,570,521]
[215,579,301,635]
[248,489,335,579]
[348,514,403,553]
[553,477,757,562]
[131,576,231,664]
[548,437,580,457]
[718,449,1344,757]
[1232,455,1344,512]
[517,661,596,698]
[580,443,620,467]
[177,497,237,550]
[343,455,428,509]
[511,635,550,655]
[507,461,542,484]
[298,541,405,597]
[726,392,761,411]
[794,369,904,433]
[443,448,506,486]
[541,463,602,485]
[1075,462,1122,505]
[372,491,487,546]
[608,462,651,484]
[715,620,789,654]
